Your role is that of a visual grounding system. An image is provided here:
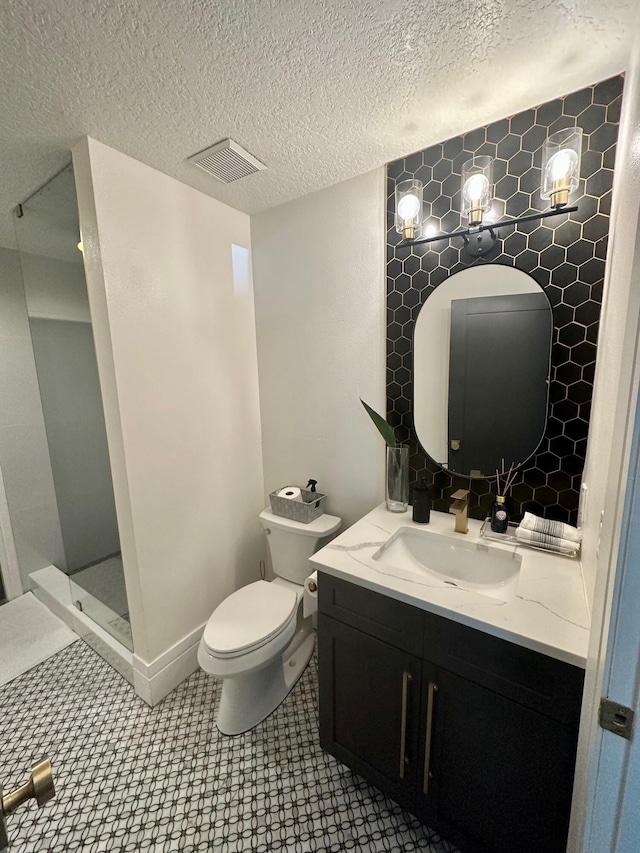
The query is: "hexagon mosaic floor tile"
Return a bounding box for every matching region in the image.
[0,642,459,852]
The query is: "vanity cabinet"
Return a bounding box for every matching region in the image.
[317,574,585,853]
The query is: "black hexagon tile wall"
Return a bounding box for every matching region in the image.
[386,75,623,525]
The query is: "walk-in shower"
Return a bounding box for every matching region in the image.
[2,164,131,650]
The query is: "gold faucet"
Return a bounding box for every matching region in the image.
[449,489,470,534]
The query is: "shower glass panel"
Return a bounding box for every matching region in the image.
[13,164,132,650]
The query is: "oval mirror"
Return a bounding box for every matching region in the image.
[414,265,552,478]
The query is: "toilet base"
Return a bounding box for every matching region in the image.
[216,629,315,735]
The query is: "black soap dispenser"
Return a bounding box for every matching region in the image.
[412,479,432,524]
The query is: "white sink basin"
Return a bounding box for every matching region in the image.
[372,526,521,601]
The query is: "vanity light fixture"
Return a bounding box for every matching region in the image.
[395,129,582,257]
[461,156,493,226]
[541,127,583,208]
[395,179,423,240]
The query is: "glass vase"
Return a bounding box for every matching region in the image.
[386,445,409,513]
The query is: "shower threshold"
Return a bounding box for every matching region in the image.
[29,566,134,686]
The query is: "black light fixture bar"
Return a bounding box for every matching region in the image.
[397,205,578,250]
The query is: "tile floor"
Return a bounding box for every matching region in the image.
[0,642,459,852]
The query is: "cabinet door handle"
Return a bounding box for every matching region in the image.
[423,682,438,795]
[399,671,413,779]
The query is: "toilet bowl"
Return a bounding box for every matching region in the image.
[198,508,341,735]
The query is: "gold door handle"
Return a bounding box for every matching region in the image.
[2,759,55,815]
[423,683,438,795]
[450,439,460,451]
[1,759,55,850]
[399,671,412,779]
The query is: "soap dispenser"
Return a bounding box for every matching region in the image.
[412,479,432,524]
[306,479,320,508]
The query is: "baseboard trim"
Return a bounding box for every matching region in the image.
[134,622,206,679]
[133,626,205,706]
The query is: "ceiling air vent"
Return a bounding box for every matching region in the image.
[187,138,266,183]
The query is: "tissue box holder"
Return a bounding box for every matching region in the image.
[269,488,327,523]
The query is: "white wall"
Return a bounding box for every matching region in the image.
[73,138,265,666]
[251,169,386,529]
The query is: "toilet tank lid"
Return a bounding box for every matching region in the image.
[259,508,341,537]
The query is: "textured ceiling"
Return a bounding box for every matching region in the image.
[0,0,637,249]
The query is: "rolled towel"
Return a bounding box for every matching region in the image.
[515,526,579,555]
[520,511,582,543]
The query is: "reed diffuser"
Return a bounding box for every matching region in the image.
[491,460,517,534]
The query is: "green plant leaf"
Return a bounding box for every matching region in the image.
[360,399,397,447]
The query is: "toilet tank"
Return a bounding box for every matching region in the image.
[259,509,341,585]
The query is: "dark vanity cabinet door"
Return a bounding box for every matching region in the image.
[318,577,424,809]
[416,665,579,853]
[318,617,422,809]
[317,574,584,853]
[415,607,583,853]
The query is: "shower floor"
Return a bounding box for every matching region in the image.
[70,555,129,621]
[68,555,132,649]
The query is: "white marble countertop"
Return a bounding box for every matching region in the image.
[310,503,590,668]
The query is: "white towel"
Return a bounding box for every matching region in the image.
[520,511,582,543]
[515,526,579,556]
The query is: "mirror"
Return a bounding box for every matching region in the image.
[414,265,552,478]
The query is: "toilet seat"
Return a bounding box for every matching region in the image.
[202,580,298,658]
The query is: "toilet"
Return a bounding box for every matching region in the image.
[197,507,341,735]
